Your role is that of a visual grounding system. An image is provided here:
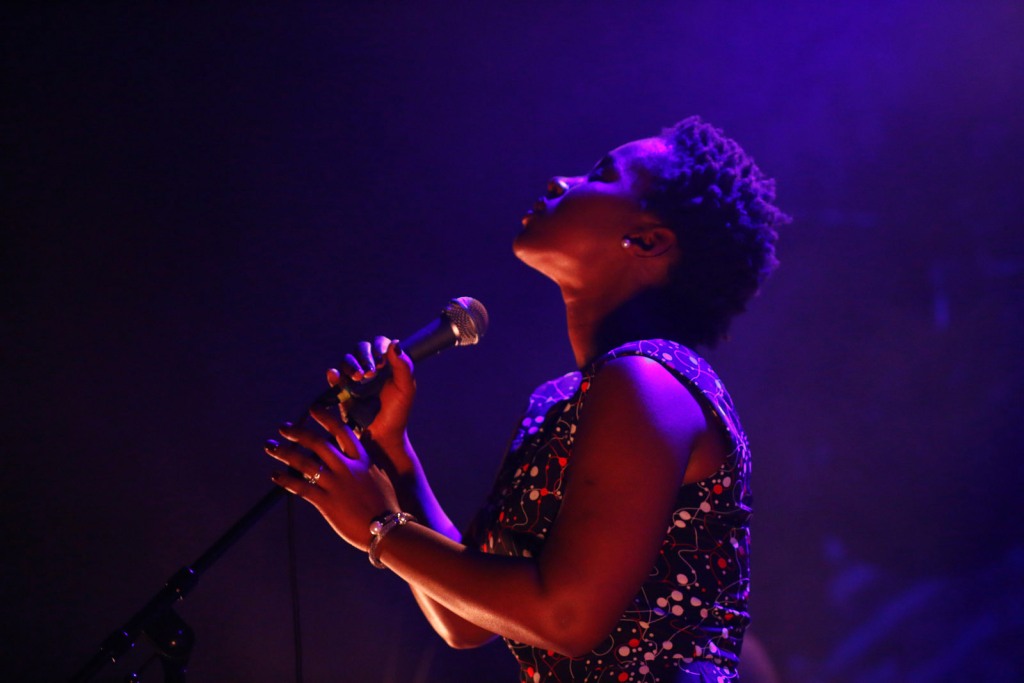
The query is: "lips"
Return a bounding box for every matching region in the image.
[521,197,549,227]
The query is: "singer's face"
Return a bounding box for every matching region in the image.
[514,137,669,289]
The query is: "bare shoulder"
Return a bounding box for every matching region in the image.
[580,354,707,450]
[537,355,711,647]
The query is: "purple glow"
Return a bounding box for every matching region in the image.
[4,3,1022,681]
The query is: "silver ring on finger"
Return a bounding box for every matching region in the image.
[305,465,324,486]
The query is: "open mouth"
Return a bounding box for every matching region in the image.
[521,197,549,227]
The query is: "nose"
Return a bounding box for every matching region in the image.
[545,177,570,199]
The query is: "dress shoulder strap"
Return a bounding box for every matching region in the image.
[586,339,747,450]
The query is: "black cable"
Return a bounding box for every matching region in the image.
[286,496,304,683]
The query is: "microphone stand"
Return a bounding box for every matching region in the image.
[69,297,488,681]
[70,485,288,682]
[70,394,383,683]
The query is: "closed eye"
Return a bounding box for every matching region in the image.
[587,155,618,182]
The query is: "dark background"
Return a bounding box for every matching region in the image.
[4,3,1022,681]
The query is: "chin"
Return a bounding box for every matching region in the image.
[512,228,532,260]
[512,235,540,271]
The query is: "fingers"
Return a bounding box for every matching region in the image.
[307,403,365,461]
[356,340,376,377]
[264,438,326,479]
[372,336,391,362]
[279,419,368,475]
[337,353,366,382]
[266,439,330,501]
[385,339,415,393]
[277,421,344,468]
[270,468,327,504]
[332,337,393,383]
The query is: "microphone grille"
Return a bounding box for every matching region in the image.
[445,297,489,346]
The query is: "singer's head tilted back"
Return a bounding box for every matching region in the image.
[269,113,787,683]
[515,116,788,357]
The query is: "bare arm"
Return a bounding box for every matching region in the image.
[373,356,705,654]
[332,340,499,648]
[270,354,708,656]
[365,428,500,649]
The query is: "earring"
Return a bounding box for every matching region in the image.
[621,238,633,249]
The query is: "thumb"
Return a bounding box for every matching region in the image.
[386,339,415,392]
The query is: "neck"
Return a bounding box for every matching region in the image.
[562,287,678,368]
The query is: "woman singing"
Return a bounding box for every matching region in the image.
[266,116,787,682]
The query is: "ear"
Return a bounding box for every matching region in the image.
[622,226,677,258]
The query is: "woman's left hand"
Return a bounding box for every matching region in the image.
[265,404,401,552]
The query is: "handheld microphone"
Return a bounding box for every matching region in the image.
[309,297,489,428]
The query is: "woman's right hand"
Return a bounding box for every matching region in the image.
[329,337,460,543]
[326,337,491,648]
[329,336,416,450]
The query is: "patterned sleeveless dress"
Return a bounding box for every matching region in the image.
[469,340,752,683]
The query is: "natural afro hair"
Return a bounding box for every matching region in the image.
[642,116,788,348]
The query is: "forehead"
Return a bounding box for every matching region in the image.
[608,136,670,189]
[609,137,670,166]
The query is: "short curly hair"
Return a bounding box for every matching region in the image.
[639,116,789,348]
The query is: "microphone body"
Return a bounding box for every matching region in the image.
[309,297,488,428]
